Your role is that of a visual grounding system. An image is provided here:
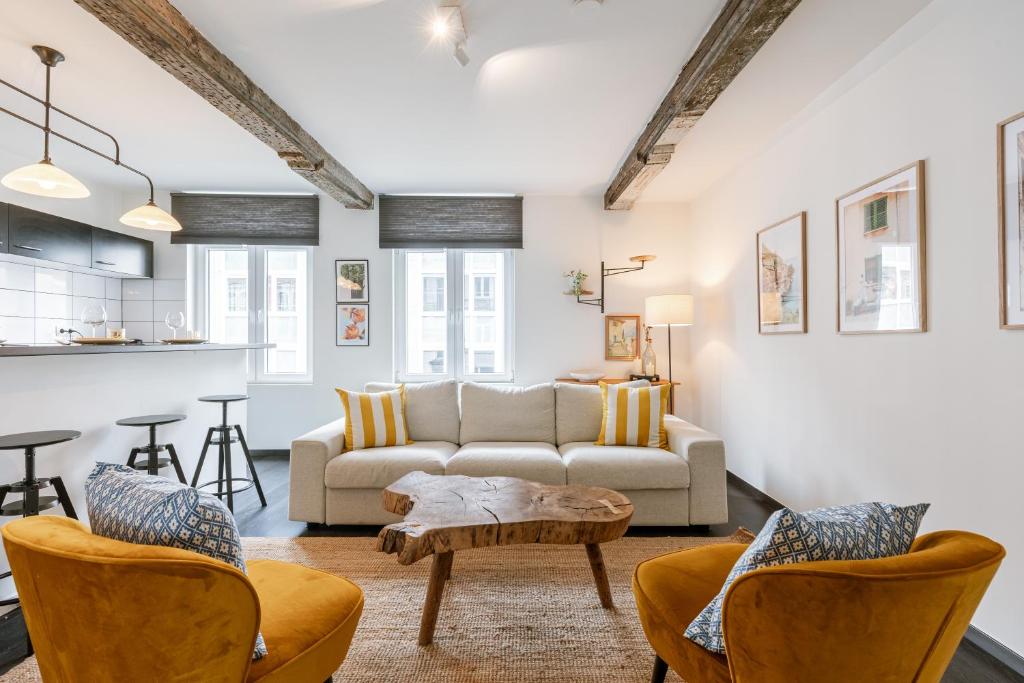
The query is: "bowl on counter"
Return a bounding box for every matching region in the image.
[568,371,605,382]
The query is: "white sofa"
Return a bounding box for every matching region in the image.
[289,380,728,527]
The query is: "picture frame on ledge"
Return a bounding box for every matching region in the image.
[605,314,640,361]
[337,304,369,346]
[336,259,369,303]
[836,161,927,334]
[997,111,1024,329]
[757,211,807,334]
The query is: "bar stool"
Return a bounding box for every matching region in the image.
[0,429,80,655]
[116,414,187,483]
[191,395,266,513]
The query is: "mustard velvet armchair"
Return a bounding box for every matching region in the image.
[632,530,1005,683]
[1,516,364,683]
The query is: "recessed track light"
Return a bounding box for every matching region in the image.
[432,0,469,67]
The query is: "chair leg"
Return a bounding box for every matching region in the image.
[165,443,187,484]
[235,425,267,507]
[650,654,668,683]
[191,428,215,487]
[50,476,78,520]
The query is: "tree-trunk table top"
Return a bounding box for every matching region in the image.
[376,471,634,566]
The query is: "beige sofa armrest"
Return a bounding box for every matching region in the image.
[288,418,346,523]
[664,415,728,525]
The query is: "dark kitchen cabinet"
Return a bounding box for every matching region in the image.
[91,228,153,278]
[8,204,92,267]
[0,202,8,254]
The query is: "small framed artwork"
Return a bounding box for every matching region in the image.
[337,304,369,346]
[336,259,368,303]
[757,212,807,334]
[605,314,640,360]
[998,111,1024,329]
[836,161,927,334]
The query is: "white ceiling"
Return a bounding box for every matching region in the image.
[0,0,726,199]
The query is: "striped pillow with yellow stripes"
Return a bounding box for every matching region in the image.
[336,386,412,452]
[595,382,670,449]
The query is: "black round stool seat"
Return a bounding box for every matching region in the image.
[0,431,80,450]
[198,395,249,403]
[116,414,186,428]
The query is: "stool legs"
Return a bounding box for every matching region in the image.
[166,443,186,484]
[222,432,234,512]
[192,428,215,488]
[50,476,77,519]
[235,425,267,507]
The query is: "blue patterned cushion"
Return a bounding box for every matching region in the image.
[85,463,267,659]
[684,502,929,654]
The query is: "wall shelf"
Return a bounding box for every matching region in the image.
[571,255,654,313]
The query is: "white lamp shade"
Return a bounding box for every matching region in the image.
[645,294,694,326]
[120,201,182,232]
[1,161,90,199]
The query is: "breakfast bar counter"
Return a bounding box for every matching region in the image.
[0,342,272,357]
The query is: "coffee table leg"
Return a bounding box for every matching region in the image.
[585,543,614,609]
[419,551,454,645]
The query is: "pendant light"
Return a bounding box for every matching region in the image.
[0,46,180,231]
[0,47,90,199]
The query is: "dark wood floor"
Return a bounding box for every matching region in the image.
[0,455,1019,682]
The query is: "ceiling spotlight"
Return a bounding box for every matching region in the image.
[433,0,469,67]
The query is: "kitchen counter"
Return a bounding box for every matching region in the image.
[0,342,273,357]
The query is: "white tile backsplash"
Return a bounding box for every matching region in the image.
[0,262,35,291]
[72,272,106,299]
[35,318,72,344]
[35,293,72,319]
[105,277,122,299]
[122,279,154,300]
[123,300,154,322]
[0,316,34,344]
[0,289,33,318]
[124,321,154,343]
[153,279,186,300]
[153,300,187,324]
[72,296,108,323]
[34,268,72,295]
[105,299,122,322]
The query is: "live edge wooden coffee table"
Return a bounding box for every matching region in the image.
[376,471,634,645]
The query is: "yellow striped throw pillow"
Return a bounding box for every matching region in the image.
[336,386,412,452]
[595,383,670,449]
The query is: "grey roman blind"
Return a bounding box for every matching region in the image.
[379,195,523,249]
[170,193,319,245]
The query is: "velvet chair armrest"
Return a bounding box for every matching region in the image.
[289,418,346,524]
[664,416,728,525]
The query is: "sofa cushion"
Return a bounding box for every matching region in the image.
[559,442,689,490]
[325,442,458,489]
[685,502,930,654]
[459,383,556,445]
[446,442,565,485]
[554,380,649,446]
[366,379,460,444]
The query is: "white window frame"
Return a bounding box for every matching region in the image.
[191,244,314,385]
[394,248,515,383]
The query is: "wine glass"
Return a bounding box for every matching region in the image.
[80,303,107,338]
[164,311,185,340]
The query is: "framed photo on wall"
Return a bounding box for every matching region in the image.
[605,314,640,360]
[337,304,369,346]
[997,111,1024,329]
[336,259,368,303]
[757,212,807,334]
[835,161,927,334]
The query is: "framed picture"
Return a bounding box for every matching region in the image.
[998,111,1024,329]
[605,314,640,360]
[836,161,927,334]
[336,259,368,303]
[757,212,807,334]
[337,304,369,346]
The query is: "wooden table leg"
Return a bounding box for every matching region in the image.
[585,543,614,609]
[418,551,454,645]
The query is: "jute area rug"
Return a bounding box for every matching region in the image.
[3,532,753,682]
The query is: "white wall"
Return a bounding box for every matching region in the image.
[681,0,1024,654]
[246,195,691,448]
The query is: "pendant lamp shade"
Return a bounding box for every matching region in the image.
[645,294,694,326]
[120,200,182,232]
[1,160,90,199]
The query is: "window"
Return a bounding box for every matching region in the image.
[396,249,514,382]
[194,245,313,383]
[864,196,888,233]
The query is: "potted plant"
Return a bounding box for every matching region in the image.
[564,269,589,296]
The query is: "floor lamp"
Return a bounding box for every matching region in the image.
[644,294,694,415]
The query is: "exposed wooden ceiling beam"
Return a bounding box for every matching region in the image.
[604,0,800,210]
[73,0,374,209]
